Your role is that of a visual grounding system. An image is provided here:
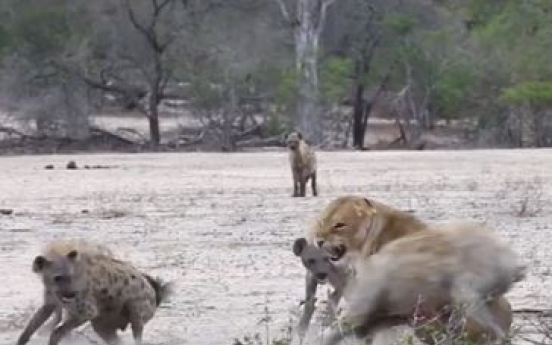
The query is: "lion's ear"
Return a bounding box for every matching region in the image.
[293,238,308,256]
[363,197,378,215]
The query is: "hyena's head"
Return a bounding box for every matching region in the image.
[33,250,86,303]
[286,131,303,151]
[293,237,336,284]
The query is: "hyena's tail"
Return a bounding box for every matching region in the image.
[143,273,173,306]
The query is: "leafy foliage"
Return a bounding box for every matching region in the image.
[320,56,353,104]
[501,81,552,108]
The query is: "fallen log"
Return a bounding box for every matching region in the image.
[235,135,285,148]
[89,126,136,145]
[0,126,44,140]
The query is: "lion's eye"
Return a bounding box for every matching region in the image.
[334,223,346,229]
[307,259,315,266]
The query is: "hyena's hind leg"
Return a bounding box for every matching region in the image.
[91,317,123,345]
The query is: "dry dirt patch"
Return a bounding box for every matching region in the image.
[0,149,551,345]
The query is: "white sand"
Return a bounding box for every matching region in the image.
[0,149,550,345]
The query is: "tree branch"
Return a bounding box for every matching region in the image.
[274,0,292,24]
[123,0,153,42]
[315,0,336,37]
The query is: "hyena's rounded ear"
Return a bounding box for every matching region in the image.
[296,131,303,140]
[32,255,50,273]
[67,250,78,260]
[293,237,308,256]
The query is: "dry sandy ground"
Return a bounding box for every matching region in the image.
[0,149,551,345]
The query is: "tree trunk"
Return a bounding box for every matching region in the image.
[148,92,161,146]
[352,83,365,149]
[148,115,161,147]
[293,0,335,145]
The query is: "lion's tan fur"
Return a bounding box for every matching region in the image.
[293,237,514,344]
[323,221,524,345]
[312,196,427,257]
[304,196,523,345]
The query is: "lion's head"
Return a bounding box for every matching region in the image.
[313,195,426,261]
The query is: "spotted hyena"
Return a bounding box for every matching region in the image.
[286,131,318,197]
[17,239,171,345]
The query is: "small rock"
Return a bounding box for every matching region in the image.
[66,161,78,170]
[0,209,14,216]
[44,165,54,170]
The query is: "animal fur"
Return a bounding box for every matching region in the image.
[17,239,171,345]
[293,237,514,344]
[318,221,525,345]
[286,131,318,197]
[296,196,428,339]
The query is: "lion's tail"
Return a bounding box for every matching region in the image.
[143,273,173,306]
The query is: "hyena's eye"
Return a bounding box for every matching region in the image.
[306,259,315,266]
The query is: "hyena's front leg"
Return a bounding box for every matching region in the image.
[40,307,63,334]
[17,304,56,345]
[296,271,318,340]
[48,317,87,345]
[292,171,300,197]
[299,175,308,197]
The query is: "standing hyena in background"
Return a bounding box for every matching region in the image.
[286,131,318,197]
[17,239,172,345]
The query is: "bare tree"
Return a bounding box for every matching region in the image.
[76,0,194,146]
[275,0,336,144]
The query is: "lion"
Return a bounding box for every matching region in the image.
[293,236,516,345]
[295,196,427,339]
[319,221,525,345]
[296,195,521,342]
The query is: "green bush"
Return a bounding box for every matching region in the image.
[500,81,552,108]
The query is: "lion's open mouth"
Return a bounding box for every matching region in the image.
[329,244,347,261]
